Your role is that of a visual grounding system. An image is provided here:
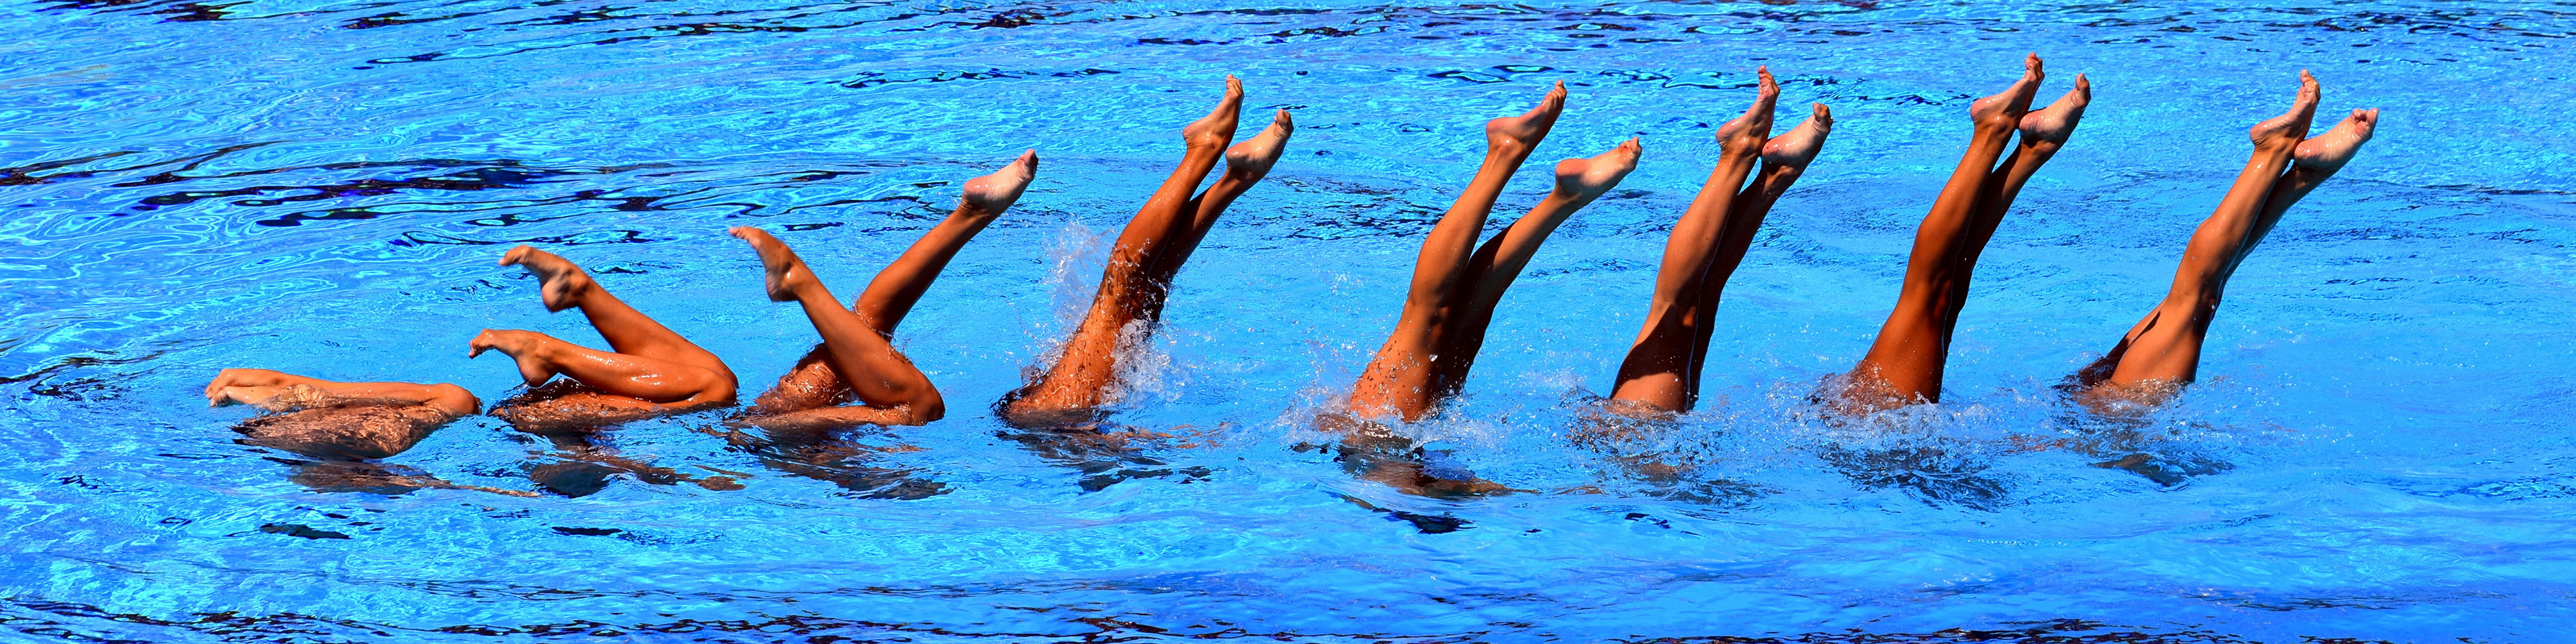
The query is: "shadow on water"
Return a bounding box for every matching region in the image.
[482,384,743,498]
[229,406,539,497]
[699,423,949,500]
[514,432,742,498]
[1565,401,1779,507]
[994,424,1212,494]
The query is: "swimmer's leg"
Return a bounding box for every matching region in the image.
[1936,74,2095,340]
[211,369,480,460]
[468,329,730,409]
[732,226,944,425]
[498,245,738,390]
[1142,109,1298,288]
[1607,68,1788,414]
[1843,54,2046,412]
[1002,76,1244,424]
[207,368,480,416]
[1432,137,1644,397]
[486,391,669,434]
[755,152,1040,415]
[1348,81,1567,421]
[2079,89,2369,402]
[1676,104,1835,400]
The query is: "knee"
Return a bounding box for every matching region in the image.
[909,396,946,425]
[428,384,480,416]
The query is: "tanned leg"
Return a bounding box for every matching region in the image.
[1431,137,1644,398]
[468,329,731,407]
[476,246,737,426]
[1144,109,1298,289]
[496,246,737,387]
[206,368,480,460]
[1606,68,1789,415]
[2077,79,2370,407]
[1937,74,2094,344]
[752,152,1040,415]
[1347,81,1566,422]
[1841,54,2047,413]
[1002,76,1245,425]
[207,368,479,415]
[1675,104,1834,402]
[733,226,946,425]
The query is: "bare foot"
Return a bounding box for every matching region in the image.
[498,245,596,313]
[2249,70,2321,148]
[1716,66,1781,154]
[1222,109,1295,182]
[1761,103,1834,172]
[205,368,290,405]
[468,329,561,387]
[210,384,284,407]
[1968,53,2045,130]
[726,226,821,303]
[959,150,1039,215]
[2293,107,2378,172]
[1551,138,1644,199]
[1181,74,1244,149]
[1485,80,1568,154]
[2018,72,2092,152]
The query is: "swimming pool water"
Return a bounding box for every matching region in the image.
[3,0,2571,641]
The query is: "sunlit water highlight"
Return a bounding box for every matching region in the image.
[2,0,2571,641]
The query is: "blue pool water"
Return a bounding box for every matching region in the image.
[4,0,2572,641]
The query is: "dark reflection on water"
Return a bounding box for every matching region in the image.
[0,595,2367,643]
[704,423,950,500]
[996,426,1216,493]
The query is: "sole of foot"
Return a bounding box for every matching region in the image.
[2250,70,2322,148]
[1223,109,1296,182]
[1762,103,1835,168]
[2019,72,2092,149]
[727,226,820,303]
[2294,107,2379,172]
[468,329,559,387]
[1717,66,1781,152]
[1181,74,1245,148]
[961,150,1040,215]
[1485,80,1568,152]
[499,245,595,313]
[1554,138,1644,198]
[1969,53,2045,130]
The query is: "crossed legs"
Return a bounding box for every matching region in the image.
[2074,74,2378,408]
[1840,54,2092,413]
[1344,82,1644,423]
[1000,76,1296,426]
[733,152,1042,429]
[469,246,737,431]
[1607,67,1835,416]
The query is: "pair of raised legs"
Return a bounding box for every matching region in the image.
[1341,81,1643,423]
[998,75,1297,427]
[1837,54,2094,413]
[2070,74,2378,409]
[1605,67,1834,416]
